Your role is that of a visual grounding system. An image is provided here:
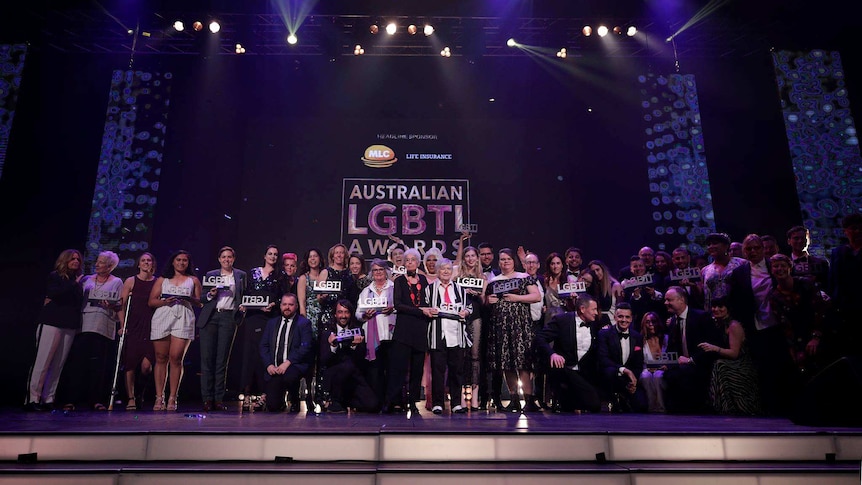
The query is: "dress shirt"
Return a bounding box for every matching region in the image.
[275,316,293,365]
[677,307,690,357]
[573,316,592,370]
[215,272,236,311]
[750,259,777,330]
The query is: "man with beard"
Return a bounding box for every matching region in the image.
[477,242,502,410]
[320,300,379,413]
[565,247,585,279]
[260,293,314,412]
[665,247,704,310]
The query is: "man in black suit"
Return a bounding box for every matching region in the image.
[662,286,723,413]
[319,300,378,413]
[535,294,602,413]
[597,302,647,412]
[829,213,862,358]
[260,293,314,412]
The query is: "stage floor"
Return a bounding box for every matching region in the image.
[2,403,861,435]
[2,403,861,484]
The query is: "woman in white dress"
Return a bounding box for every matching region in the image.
[148,250,202,411]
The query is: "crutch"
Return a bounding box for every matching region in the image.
[108,291,132,411]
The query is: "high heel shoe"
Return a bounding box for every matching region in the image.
[153,395,165,411]
[502,399,522,414]
[166,396,178,411]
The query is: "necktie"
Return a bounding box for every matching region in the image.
[680,317,689,357]
[443,284,452,304]
[277,318,290,365]
[366,293,380,361]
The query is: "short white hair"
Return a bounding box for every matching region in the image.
[98,251,120,272]
[437,258,453,271]
[404,248,422,262]
[424,247,442,262]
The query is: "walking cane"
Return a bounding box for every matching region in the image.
[108,291,133,411]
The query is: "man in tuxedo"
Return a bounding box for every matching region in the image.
[535,294,602,413]
[260,293,314,412]
[597,303,647,412]
[319,300,378,413]
[662,286,723,413]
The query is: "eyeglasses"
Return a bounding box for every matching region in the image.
[525,261,539,265]
[371,268,386,272]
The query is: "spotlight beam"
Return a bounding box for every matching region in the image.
[273,0,317,41]
[667,0,732,41]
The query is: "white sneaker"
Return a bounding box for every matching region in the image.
[452,405,466,413]
[432,405,443,414]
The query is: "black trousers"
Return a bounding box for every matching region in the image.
[548,367,601,412]
[59,331,114,408]
[430,346,465,408]
[385,341,425,406]
[322,359,379,412]
[664,363,711,414]
[264,366,303,411]
[600,369,648,412]
[364,340,392,408]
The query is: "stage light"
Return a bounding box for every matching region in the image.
[597,25,608,37]
[408,24,417,35]
[627,26,637,37]
[370,24,379,34]
[287,34,298,45]
[440,46,451,57]
[192,21,203,32]
[556,47,567,58]
[209,21,220,34]
[354,44,365,55]
[235,44,246,54]
[582,26,592,37]
[386,22,396,35]
[173,21,184,32]
[424,24,434,36]
[507,38,516,47]
[613,26,622,35]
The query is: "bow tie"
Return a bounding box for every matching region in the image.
[579,322,590,328]
[619,333,630,340]
[406,270,417,277]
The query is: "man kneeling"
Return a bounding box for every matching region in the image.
[320,299,379,413]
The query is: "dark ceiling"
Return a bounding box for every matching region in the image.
[0,1,858,58]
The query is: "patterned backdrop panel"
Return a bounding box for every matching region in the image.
[772,50,862,257]
[0,44,27,182]
[638,72,716,254]
[86,69,172,272]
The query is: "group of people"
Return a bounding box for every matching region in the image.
[24,213,862,417]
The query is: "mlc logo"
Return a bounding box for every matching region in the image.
[361,145,398,168]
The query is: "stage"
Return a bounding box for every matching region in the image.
[1,403,860,484]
